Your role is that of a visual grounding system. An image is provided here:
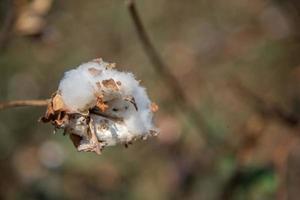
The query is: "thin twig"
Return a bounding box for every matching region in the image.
[0,99,48,110]
[126,0,186,101]
[126,0,211,135]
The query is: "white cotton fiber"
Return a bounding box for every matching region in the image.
[58,69,95,112]
[51,58,158,152]
[58,60,108,112]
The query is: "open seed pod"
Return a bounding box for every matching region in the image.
[41,58,158,154]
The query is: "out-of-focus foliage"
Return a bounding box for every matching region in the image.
[0,0,300,199]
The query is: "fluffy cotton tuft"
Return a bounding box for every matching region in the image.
[42,58,158,154]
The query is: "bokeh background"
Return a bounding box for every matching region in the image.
[1,0,300,199]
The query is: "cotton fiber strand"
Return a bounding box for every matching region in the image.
[41,58,158,154]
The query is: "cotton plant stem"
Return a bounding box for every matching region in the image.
[126,0,186,100]
[126,0,211,136]
[0,99,49,110]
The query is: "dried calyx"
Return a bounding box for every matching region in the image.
[41,58,158,154]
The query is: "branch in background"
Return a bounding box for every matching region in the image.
[0,99,48,110]
[126,0,211,135]
[126,0,186,101]
[230,78,300,127]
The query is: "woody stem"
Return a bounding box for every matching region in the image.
[0,99,49,110]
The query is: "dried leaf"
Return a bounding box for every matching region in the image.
[15,0,53,36]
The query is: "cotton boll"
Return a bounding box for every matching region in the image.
[42,58,158,154]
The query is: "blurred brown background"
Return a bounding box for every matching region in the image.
[1,0,300,199]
